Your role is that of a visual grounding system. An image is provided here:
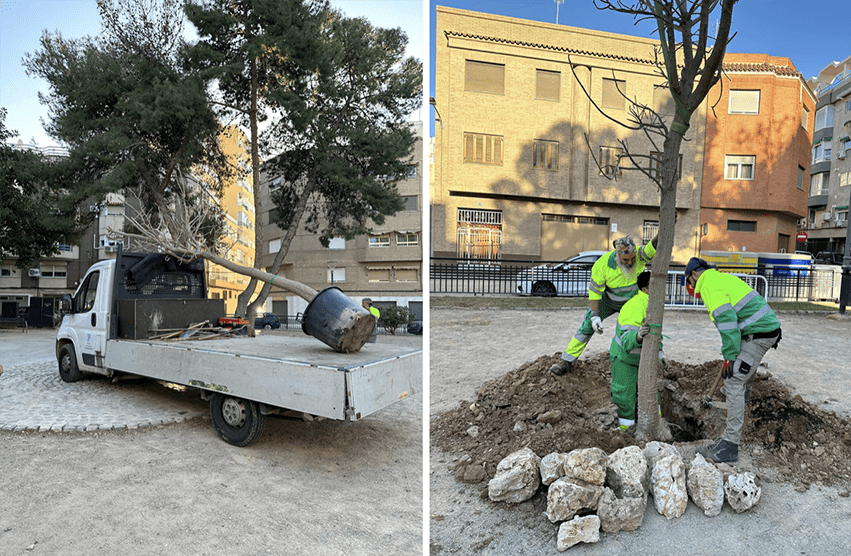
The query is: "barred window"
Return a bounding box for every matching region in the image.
[464,132,503,165]
[599,146,623,176]
[533,139,559,170]
[457,208,502,225]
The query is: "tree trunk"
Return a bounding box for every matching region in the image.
[197,250,317,302]
[635,132,683,441]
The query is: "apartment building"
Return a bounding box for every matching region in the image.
[206,126,256,315]
[1,127,257,320]
[432,6,707,265]
[803,54,851,255]
[255,122,424,320]
[700,54,814,254]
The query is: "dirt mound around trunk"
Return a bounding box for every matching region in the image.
[431,352,851,490]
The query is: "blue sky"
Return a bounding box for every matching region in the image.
[0,0,425,147]
[429,0,851,135]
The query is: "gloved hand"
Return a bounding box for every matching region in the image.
[721,360,733,379]
[637,320,650,342]
[658,350,669,370]
[590,311,603,334]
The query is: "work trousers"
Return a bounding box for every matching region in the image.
[609,352,638,427]
[561,297,623,363]
[722,334,778,445]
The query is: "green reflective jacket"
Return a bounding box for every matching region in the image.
[610,290,662,365]
[588,242,656,305]
[695,268,780,361]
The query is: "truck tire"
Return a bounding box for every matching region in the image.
[210,393,268,447]
[263,323,272,330]
[58,344,83,383]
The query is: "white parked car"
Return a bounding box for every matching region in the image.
[515,251,606,296]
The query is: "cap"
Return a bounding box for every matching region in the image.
[684,257,710,276]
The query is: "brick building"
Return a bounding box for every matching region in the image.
[431,6,708,265]
[700,54,814,254]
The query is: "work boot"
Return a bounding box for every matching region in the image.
[619,424,636,437]
[549,360,571,376]
[697,439,738,463]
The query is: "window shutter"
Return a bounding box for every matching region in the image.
[465,60,505,95]
[536,70,560,101]
[602,78,626,110]
[729,90,760,114]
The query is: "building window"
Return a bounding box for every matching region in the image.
[369,235,390,248]
[328,237,345,249]
[813,140,832,164]
[602,78,626,110]
[599,146,623,176]
[57,244,74,252]
[653,85,674,115]
[397,233,419,246]
[643,221,659,245]
[367,268,391,283]
[40,265,67,278]
[847,100,851,113]
[542,214,607,225]
[269,239,281,253]
[465,60,505,95]
[395,269,418,282]
[649,151,682,181]
[815,105,834,131]
[533,139,559,170]
[327,267,345,283]
[810,173,829,196]
[798,166,805,190]
[535,69,560,101]
[457,209,502,261]
[840,171,851,187]
[728,90,760,114]
[727,220,757,232]
[838,211,849,226]
[724,155,755,180]
[802,106,809,129]
[463,132,503,165]
[1,267,12,277]
[401,195,418,211]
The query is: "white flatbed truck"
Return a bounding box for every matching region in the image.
[55,251,422,446]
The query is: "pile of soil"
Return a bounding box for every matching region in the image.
[431,352,851,490]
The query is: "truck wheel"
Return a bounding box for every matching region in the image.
[209,393,268,447]
[58,344,83,383]
[263,323,272,329]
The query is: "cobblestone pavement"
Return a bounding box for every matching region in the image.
[0,329,206,432]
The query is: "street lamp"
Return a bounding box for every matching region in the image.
[555,0,565,24]
[327,261,336,286]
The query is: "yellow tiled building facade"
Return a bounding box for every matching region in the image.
[432,7,707,263]
[206,126,256,314]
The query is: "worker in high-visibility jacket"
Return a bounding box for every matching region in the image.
[550,235,657,376]
[362,298,381,343]
[685,258,782,464]
[609,271,669,433]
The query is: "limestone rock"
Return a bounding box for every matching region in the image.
[563,447,608,486]
[466,425,479,438]
[540,452,568,486]
[488,447,542,503]
[725,472,762,513]
[597,487,647,533]
[649,454,688,519]
[556,515,601,551]
[606,445,648,499]
[537,409,563,425]
[545,477,604,523]
[686,453,724,517]
[456,463,487,485]
[644,441,681,467]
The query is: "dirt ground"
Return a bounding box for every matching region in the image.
[0,330,423,556]
[430,307,851,555]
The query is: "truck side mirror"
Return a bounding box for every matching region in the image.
[60,294,73,315]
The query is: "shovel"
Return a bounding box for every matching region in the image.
[703,363,727,409]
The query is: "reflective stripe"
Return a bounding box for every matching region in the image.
[619,418,635,427]
[733,291,758,312]
[716,321,739,331]
[712,303,733,321]
[739,304,771,329]
[613,333,642,354]
[606,291,633,302]
[574,332,592,343]
[610,284,637,294]
[589,279,604,295]
[616,323,640,333]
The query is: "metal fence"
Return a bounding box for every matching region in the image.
[430,257,842,304]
